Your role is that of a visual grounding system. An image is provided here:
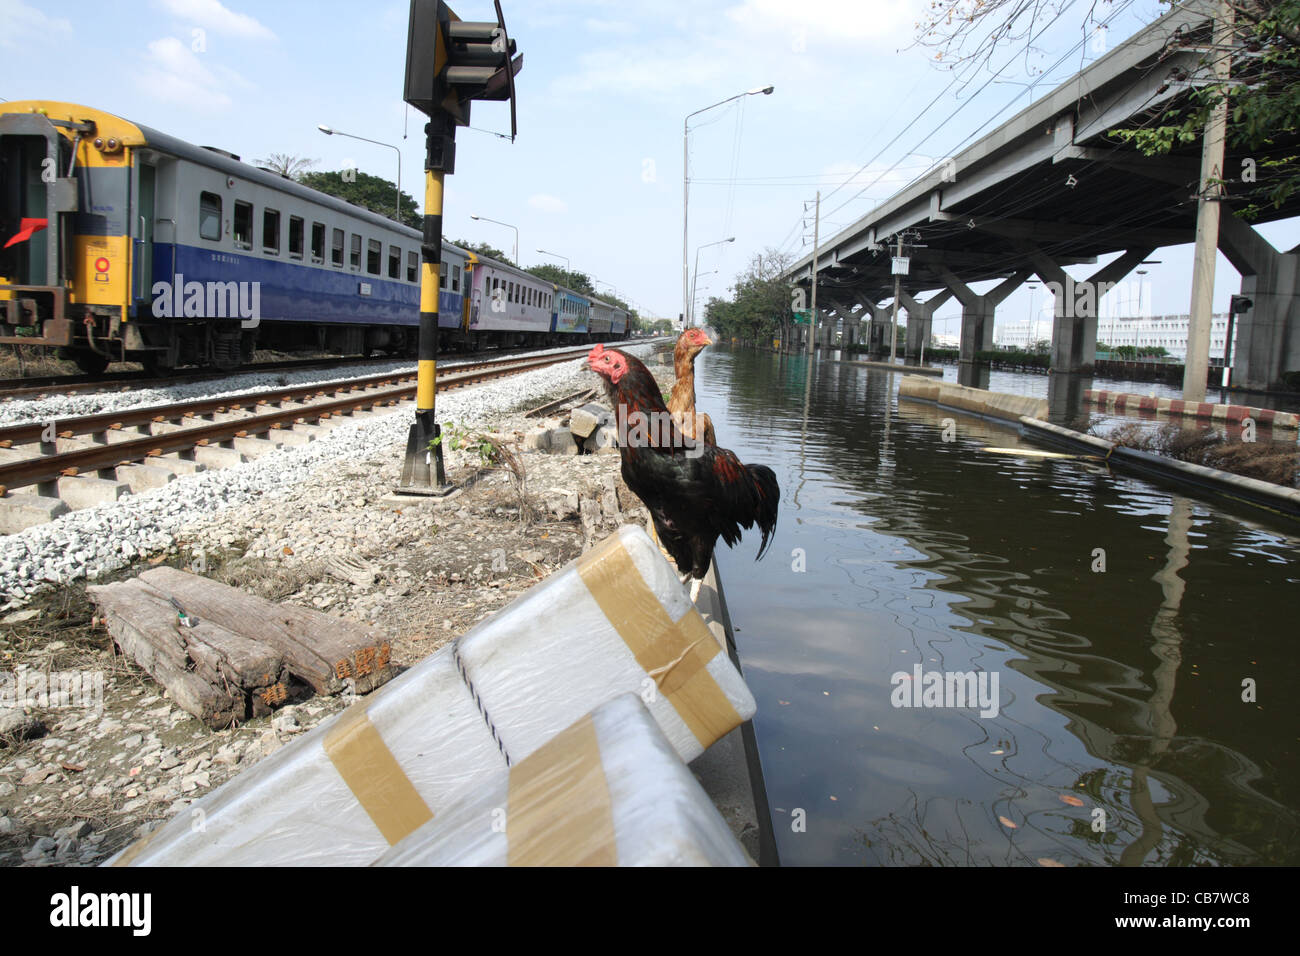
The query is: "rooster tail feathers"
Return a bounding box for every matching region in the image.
[746,463,780,560]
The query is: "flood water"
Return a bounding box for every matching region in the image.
[698,346,1300,867]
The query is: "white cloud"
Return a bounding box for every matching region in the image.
[0,0,71,47]
[528,194,569,214]
[137,36,248,111]
[156,0,275,40]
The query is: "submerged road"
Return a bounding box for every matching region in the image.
[701,346,1298,867]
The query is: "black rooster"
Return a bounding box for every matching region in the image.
[587,345,779,581]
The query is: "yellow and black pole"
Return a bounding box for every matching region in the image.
[397,113,456,494]
[398,0,518,493]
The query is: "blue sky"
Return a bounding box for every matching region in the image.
[3,0,1297,331]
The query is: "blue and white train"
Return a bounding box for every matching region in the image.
[0,100,629,372]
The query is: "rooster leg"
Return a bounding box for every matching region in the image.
[689,577,702,604]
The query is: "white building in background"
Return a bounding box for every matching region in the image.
[994,313,1237,360]
[1095,313,1235,360]
[993,320,1043,350]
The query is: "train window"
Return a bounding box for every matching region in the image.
[233,201,253,250]
[199,193,221,241]
[289,217,304,260]
[452,264,461,292]
[440,267,447,290]
[332,228,344,267]
[388,245,400,279]
[311,222,325,263]
[263,209,280,255]
[367,239,381,275]
[407,251,418,282]
[350,234,361,270]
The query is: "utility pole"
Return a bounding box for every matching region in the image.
[808,190,819,355]
[1184,0,1234,403]
[890,233,903,364]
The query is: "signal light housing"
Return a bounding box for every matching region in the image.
[404,0,521,137]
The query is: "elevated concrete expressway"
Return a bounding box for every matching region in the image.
[788,0,1300,399]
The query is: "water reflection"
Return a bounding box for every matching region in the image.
[699,347,1300,866]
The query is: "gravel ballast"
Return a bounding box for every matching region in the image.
[0,343,654,603]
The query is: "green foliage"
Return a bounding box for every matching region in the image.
[1107,1,1300,218]
[429,421,500,468]
[1098,344,1172,360]
[299,170,421,229]
[975,348,1051,369]
[704,248,797,346]
[524,263,592,295]
[455,239,512,263]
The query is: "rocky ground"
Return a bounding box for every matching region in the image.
[0,348,673,866]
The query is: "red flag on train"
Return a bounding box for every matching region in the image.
[3,217,48,248]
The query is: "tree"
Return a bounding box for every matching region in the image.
[525,263,595,296]
[1109,1,1300,217]
[704,248,798,348]
[299,170,421,229]
[453,238,512,263]
[255,153,317,180]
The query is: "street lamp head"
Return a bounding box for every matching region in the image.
[317,125,334,134]
[749,85,774,96]
[470,215,481,220]
[726,237,735,243]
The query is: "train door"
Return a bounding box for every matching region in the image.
[132,161,155,314]
[0,130,58,287]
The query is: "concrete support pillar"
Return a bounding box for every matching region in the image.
[1219,214,1300,391]
[864,302,891,357]
[938,267,1030,369]
[1027,247,1154,374]
[898,290,954,360]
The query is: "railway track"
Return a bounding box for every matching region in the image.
[0,346,598,533]
[0,355,414,401]
[0,339,651,401]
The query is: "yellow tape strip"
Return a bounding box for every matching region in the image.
[507,713,616,866]
[577,534,740,747]
[323,704,433,845]
[110,824,163,867]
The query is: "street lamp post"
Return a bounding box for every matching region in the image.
[683,85,773,327]
[536,248,570,271]
[318,125,401,219]
[470,214,518,265]
[691,238,733,325]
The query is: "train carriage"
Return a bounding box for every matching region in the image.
[553,289,590,334]
[0,100,629,372]
[466,255,555,347]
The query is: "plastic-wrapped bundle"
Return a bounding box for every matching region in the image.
[375,694,751,866]
[455,525,756,765]
[109,647,507,866]
[109,525,755,866]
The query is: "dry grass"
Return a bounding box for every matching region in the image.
[1104,422,1300,487]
